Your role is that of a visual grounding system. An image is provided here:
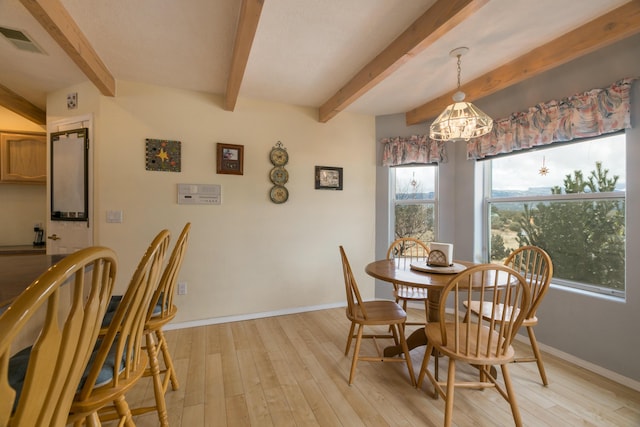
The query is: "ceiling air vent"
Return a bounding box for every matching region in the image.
[0,26,46,54]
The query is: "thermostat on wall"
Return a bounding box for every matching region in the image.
[177,184,221,205]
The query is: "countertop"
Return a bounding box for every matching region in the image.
[0,245,46,255]
[0,253,66,307]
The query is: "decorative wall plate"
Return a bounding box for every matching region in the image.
[269,142,289,166]
[269,185,289,204]
[269,166,289,185]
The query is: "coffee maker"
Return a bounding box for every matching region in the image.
[33,225,45,247]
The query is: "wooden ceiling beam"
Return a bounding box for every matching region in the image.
[0,83,46,125]
[19,0,116,97]
[224,0,264,111]
[317,0,489,123]
[406,1,640,125]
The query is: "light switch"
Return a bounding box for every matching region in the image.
[106,210,123,223]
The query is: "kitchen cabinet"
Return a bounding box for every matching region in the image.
[0,131,46,184]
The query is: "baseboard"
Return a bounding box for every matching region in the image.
[164,301,345,331]
[166,302,640,392]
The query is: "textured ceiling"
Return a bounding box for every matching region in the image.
[0,0,632,120]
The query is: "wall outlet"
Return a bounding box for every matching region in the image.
[177,282,187,295]
[67,92,78,109]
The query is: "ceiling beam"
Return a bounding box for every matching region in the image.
[19,0,116,97]
[406,1,640,125]
[224,0,264,111]
[317,0,489,123]
[0,83,46,125]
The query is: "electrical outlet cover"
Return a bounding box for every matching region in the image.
[67,92,77,109]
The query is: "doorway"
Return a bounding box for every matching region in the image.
[46,114,94,255]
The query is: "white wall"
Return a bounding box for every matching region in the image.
[0,107,46,245]
[46,80,376,323]
[375,33,640,383]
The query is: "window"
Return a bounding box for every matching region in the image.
[390,165,437,244]
[485,133,626,297]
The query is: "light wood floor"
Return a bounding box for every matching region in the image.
[115,307,640,426]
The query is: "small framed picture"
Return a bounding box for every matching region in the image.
[315,166,343,190]
[217,143,244,175]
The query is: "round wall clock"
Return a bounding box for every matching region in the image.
[269,166,289,185]
[269,142,289,166]
[270,185,289,204]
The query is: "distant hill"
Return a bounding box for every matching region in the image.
[397,186,623,200]
[396,192,435,200]
[492,187,553,198]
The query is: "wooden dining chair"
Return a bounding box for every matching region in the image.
[133,222,190,421]
[339,246,415,386]
[418,264,531,427]
[1,247,117,427]
[386,237,430,327]
[68,229,170,426]
[464,245,553,385]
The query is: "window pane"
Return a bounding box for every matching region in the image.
[394,166,435,200]
[489,199,625,292]
[491,134,625,197]
[391,165,437,243]
[394,204,435,242]
[488,133,626,295]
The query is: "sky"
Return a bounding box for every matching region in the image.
[489,133,626,192]
[393,132,626,194]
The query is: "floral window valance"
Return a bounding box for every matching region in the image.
[467,77,635,160]
[381,134,447,166]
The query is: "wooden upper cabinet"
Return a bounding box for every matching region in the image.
[0,132,47,184]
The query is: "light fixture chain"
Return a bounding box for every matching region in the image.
[456,54,462,90]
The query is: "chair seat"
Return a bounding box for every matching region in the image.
[102,294,166,328]
[8,336,128,416]
[348,300,407,325]
[70,353,148,415]
[394,285,428,301]
[425,323,516,366]
[466,300,521,320]
[466,301,538,327]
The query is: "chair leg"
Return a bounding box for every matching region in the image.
[113,394,135,427]
[348,324,364,385]
[345,322,356,356]
[501,364,523,427]
[527,326,548,386]
[85,413,101,427]
[443,358,456,427]
[397,323,416,386]
[390,322,400,346]
[417,342,433,389]
[423,299,429,324]
[146,332,170,427]
[156,329,179,391]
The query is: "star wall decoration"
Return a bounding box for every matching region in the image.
[145,138,181,172]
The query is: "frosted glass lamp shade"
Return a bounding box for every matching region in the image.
[429,98,493,141]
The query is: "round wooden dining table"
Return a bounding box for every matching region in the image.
[365,258,476,356]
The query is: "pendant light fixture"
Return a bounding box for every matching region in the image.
[429,47,493,141]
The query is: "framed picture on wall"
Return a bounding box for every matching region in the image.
[217,143,244,175]
[315,166,343,190]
